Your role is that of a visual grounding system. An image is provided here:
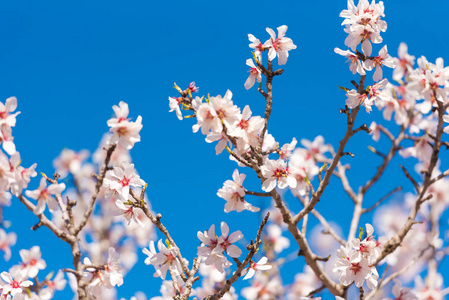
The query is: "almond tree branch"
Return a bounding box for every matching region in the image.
[130,189,191,280]
[74,144,116,235]
[362,186,402,214]
[203,213,269,300]
[373,99,446,266]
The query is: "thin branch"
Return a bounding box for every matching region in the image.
[203,213,270,300]
[362,186,402,214]
[74,144,116,235]
[399,165,420,193]
[429,168,449,185]
[131,190,191,280]
[244,190,271,197]
[373,99,446,266]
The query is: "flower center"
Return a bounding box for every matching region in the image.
[350,262,362,274]
[11,280,20,289]
[120,176,130,187]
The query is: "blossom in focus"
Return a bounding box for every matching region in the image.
[217,169,260,213]
[115,200,144,227]
[107,101,143,150]
[340,0,387,55]
[143,240,184,280]
[261,159,297,192]
[333,224,380,289]
[103,163,145,201]
[248,34,265,62]
[0,97,20,128]
[334,47,366,75]
[213,222,243,258]
[363,45,396,82]
[0,270,33,296]
[244,59,262,90]
[168,97,183,120]
[242,257,272,280]
[264,25,297,65]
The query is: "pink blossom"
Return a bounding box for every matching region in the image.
[217,169,260,213]
[107,101,143,150]
[25,178,65,215]
[242,257,272,280]
[0,229,16,261]
[0,270,33,296]
[260,159,297,192]
[244,59,262,90]
[103,163,145,201]
[264,25,297,65]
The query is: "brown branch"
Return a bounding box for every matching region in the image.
[373,100,446,266]
[399,165,420,193]
[131,189,191,280]
[362,186,402,214]
[74,143,116,235]
[244,190,271,197]
[203,213,269,300]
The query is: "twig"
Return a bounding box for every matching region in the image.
[399,165,420,193]
[362,186,402,214]
[203,213,270,300]
[306,285,326,298]
[131,189,191,280]
[74,144,116,235]
[245,190,271,197]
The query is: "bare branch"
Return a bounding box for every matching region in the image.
[362,186,402,214]
[399,165,420,193]
[74,143,116,235]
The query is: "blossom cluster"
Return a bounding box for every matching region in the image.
[333,224,379,289]
[0,246,66,299]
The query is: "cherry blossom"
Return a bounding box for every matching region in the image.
[144,240,184,280]
[334,47,366,75]
[264,25,297,65]
[333,224,380,290]
[115,200,144,227]
[261,158,297,192]
[0,229,16,261]
[340,0,387,55]
[25,178,65,215]
[168,97,183,120]
[15,246,47,278]
[0,97,20,128]
[241,273,282,299]
[393,42,415,82]
[242,256,272,280]
[265,224,289,253]
[217,169,260,213]
[38,270,67,300]
[107,101,143,150]
[103,163,145,201]
[244,59,262,90]
[248,34,265,62]
[0,270,32,297]
[53,149,89,178]
[364,45,396,82]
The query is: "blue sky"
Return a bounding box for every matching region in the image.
[2,0,449,299]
